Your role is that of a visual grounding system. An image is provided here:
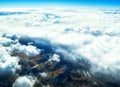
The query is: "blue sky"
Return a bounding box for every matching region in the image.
[0,0,120,8]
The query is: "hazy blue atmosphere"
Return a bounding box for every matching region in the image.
[0,0,120,7]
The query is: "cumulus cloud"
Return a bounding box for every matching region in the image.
[0,36,14,46]
[39,72,48,79]
[0,45,20,77]
[10,43,41,57]
[12,76,36,87]
[48,54,60,62]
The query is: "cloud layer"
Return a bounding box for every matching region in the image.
[0,8,120,86]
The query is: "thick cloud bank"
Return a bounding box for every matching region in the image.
[0,8,120,86]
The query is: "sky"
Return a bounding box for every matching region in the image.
[0,0,120,8]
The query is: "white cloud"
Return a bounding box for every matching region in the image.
[48,54,60,62]
[12,76,36,87]
[39,72,48,79]
[10,44,41,57]
[0,46,20,77]
[0,36,13,46]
